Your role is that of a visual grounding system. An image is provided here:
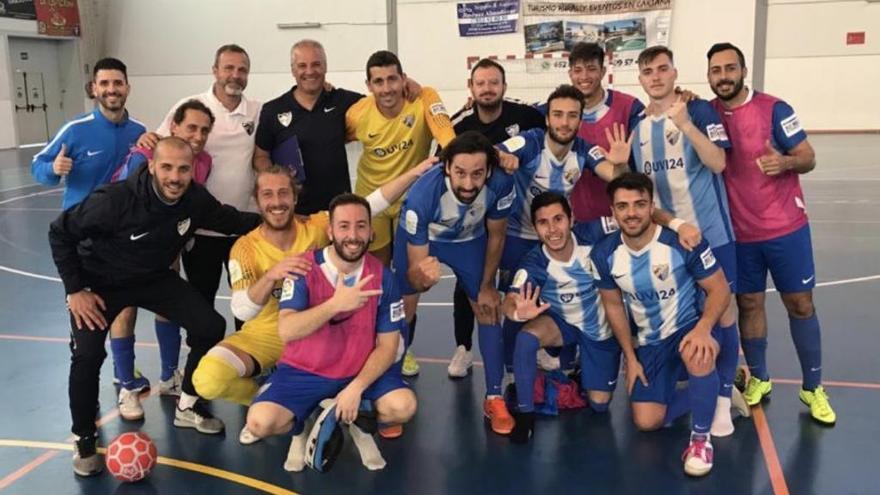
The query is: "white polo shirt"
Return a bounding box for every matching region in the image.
[158,86,262,236]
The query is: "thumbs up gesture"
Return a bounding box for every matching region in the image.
[755,140,789,176]
[53,143,73,176]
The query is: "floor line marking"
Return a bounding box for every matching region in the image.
[752,406,790,495]
[0,188,62,206]
[0,450,60,490]
[0,183,44,194]
[0,440,298,495]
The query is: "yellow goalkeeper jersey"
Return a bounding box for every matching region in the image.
[346,86,455,199]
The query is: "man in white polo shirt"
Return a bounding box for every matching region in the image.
[138,44,262,366]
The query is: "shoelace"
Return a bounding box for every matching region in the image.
[683,438,712,462]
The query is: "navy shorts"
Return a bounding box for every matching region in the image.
[630,325,721,404]
[579,337,622,393]
[735,224,815,294]
[393,230,487,300]
[252,363,409,434]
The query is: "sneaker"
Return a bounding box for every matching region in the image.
[536,349,560,371]
[510,411,535,444]
[731,386,751,418]
[72,435,102,477]
[239,425,261,445]
[743,376,772,406]
[159,369,183,396]
[682,433,714,477]
[447,345,473,378]
[402,349,420,377]
[114,367,151,393]
[378,424,403,439]
[174,401,225,434]
[117,387,144,421]
[799,385,836,425]
[483,397,515,435]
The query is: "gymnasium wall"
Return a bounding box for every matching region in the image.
[765,0,880,131]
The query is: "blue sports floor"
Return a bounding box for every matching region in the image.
[0,135,878,494]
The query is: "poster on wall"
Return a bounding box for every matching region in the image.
[34,0,80,37]
[457,0,520,37]
[523,0,672,70]
[0,0,36,20]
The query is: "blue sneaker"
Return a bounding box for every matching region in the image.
[114,367,151,393]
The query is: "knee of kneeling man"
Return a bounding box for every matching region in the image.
[192,366,225,400]
[383,394,418,422]
[633,414,663,432]
[246,417,273,438]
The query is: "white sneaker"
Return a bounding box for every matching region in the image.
[682,433,714,477]
[536,349,560,371]
[117,387,144,421]
[174,401,224,434]
[239,425,261,445]
[159,369,183,396]
[447,345,473,378]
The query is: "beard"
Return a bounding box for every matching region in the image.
[332,237,369,263]
[475,93,502,112]
[548,125,576,146]
[711,76,745,102]
[620,217,651,239]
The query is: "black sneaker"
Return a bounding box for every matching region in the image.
[510,411,535,444]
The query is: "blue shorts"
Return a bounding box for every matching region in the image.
[712,242,737,294]
[546,311,582,347]
[630,325,721,404]
[735,224,816,294]
[252,363,409,434]
[579,337,622,393]
[499,235,540,291]
[393,230,486,299]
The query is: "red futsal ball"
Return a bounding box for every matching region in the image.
[105,431,158,482]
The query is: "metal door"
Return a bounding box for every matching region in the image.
[13,71,50,145]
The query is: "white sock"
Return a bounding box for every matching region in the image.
[710,396,734,438]
[349,424,386,471]
[178,392,198,410]
[283,416,314,472]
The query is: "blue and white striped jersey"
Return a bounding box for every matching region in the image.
[631,99,735,248]
[591,227,720,346]
[510,219,617,341]
[498,128,604,240]
[400,164,515,245]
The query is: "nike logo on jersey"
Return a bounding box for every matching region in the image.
[130,232,148,241]
[612,274,625,279]
[607,379,618,386]
[86,150,103,157]
[368,132,380,139]
[324,107,336,113]
[558,281,572,288]
[802,275,815,284]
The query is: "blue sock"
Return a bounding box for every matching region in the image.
[790,313,822,391]
[502,319,523,373]
[716,323,740,398]
[741,337,769,381]
[478,323,504,396]
[663,388,690,425]
[688,371,720,435]
[155,319,182,381]
[513,332,540,413]
[588,398,609,413]
[110,336,136,388]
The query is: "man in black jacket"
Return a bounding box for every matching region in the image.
[49,137,261,477]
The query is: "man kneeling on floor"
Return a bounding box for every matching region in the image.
[245,193,417,471]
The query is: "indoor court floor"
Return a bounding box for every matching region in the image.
[0,135,877,494]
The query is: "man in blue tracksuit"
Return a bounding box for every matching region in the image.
[31,57,146,210]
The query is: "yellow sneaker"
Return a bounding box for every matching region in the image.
[402,349,420,377]
[799,386,836,425]
[743,376,772,406]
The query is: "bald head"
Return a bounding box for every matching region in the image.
[149,136,195,202]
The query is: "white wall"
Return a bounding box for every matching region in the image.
[397,0,757,112]
[104,0,392,130]
[765,0,880,130]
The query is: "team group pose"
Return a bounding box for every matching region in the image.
[36,36,832,480]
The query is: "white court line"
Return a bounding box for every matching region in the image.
[0,207,61,212]
[3,264,876,307]
[0,183,44,194]
[0,188,62,206]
